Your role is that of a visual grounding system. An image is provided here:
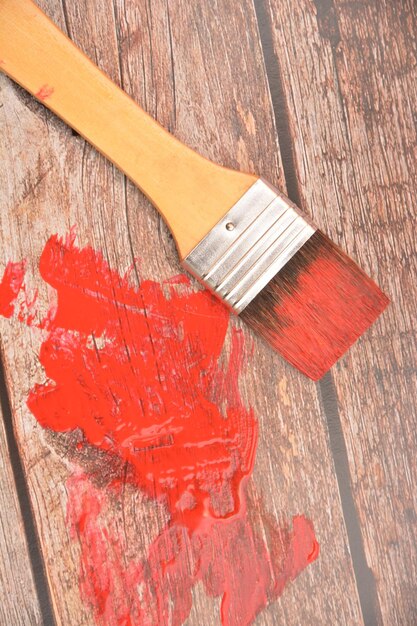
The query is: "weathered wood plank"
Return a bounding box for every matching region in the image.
[1,0,364,624]
[0,377,42,625]
[262,0,417,623]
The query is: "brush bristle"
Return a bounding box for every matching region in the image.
[240,231,389,380]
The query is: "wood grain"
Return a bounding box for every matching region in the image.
[0,376,42,625]
[262,0,417,622]
[0,0,364,624]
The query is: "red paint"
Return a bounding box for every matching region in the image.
[66,473,318,626]
[27,232,257,527]
[0,261,25,318]
[1,232,319,625]
[35,84,54,101]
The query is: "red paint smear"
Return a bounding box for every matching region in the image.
[268,251,389,380]
[27,232,257,527]
[66,473,318,626]
[35,84,54,101]
[1,232,319,625]
[0,261,25,318]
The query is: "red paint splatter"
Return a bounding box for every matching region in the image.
[0,261,25,318]
[35,84,54,101]
[1,232,319,625]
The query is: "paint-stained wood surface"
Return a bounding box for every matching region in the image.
[0,1,415,626]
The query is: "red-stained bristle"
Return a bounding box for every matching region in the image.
[240,231,389,380]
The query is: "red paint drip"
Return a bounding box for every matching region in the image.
[0,261,25,318]
[1,232,319,625]
[35,84,54,101]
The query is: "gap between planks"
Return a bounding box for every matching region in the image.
[0,350,57,626]
[252,1,382,624]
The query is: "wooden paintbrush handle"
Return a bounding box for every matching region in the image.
[0,0,257,257]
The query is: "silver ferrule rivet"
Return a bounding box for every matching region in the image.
[226,222,235,231]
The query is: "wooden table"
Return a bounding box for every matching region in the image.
[0,1,416,624]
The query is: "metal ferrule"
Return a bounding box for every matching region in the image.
[182,178,316,314]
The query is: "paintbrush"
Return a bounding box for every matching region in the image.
[0,0,389,380]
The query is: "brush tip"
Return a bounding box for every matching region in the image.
[240,231,389,380]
